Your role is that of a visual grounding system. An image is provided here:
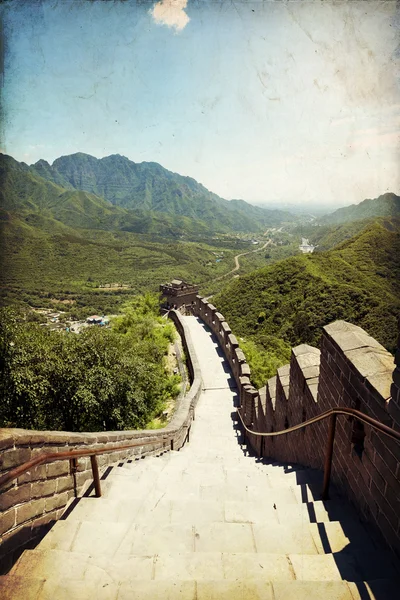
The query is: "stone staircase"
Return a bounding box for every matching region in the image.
[1,316,399,599]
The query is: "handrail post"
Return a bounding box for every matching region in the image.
[90,455,102,498]
[322,413,337,500]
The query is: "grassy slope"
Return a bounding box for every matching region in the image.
[213,220,400,386]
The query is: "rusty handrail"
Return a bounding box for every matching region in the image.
[0,436,177,497]
[236,406,400,500]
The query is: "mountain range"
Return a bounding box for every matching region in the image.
[2,152,399,237]
[0,152,290,235]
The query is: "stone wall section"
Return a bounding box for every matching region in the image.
[191,297,399,556]
[0,310,202,569]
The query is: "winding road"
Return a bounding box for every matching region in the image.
[213,239,272,283]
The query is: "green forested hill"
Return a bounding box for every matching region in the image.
[30,152,291,231]
[2,152,293,234]
[319,192,400,225]
[213,220,400,387]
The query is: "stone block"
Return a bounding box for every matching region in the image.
[240,363,251,377]
[31,479,57,499]
[345,346,394,379]
[17,464,47,485]
[1,447,31,470]
[0,484,31,511]
[366,372,392,400]
[0,507,16,536]
[56,475,74,494]
[302,365,320,380]
[45,491,69,513]
[0,432,15,451]
[47,460,71,478]
[277,364,290,377]
[16,498,45,526]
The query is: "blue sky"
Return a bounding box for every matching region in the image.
[1,0,399,208]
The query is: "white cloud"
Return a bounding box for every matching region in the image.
[150,0,190,32]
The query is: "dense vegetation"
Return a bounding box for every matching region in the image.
[0,294,180,432]
[214,220,400,388]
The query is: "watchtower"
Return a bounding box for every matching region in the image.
[159,279,199,310]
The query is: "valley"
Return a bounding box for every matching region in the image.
[1,150,399,428]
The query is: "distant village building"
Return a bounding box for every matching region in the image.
[87,315,109,326]
[299,238,316,254]
[159,279,199,310]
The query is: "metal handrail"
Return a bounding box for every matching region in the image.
[0,435,179,497]
[236,406,400,500]
[1,406,398,502]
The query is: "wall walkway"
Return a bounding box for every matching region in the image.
[1,315,399,598]
[192,295,400,557]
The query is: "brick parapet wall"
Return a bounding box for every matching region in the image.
[0,310,203,569]
[193,297,399,556]
[317,321,399,554]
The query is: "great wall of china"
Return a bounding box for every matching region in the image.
[1,296,399,570]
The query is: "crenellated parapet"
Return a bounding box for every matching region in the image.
[192,295,400,556]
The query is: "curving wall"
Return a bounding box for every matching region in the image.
[192,295,400,557]
[0,310,202,571]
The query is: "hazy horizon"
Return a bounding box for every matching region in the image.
[1,0,399,209]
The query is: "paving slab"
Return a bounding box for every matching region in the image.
[40,577,119,600]
[117,580,196,599]
[85,554,154,583]
[117,523,195,555]
[221,552,294,581]
[68,521,130,555]
[12,549,88,580]
[289,553,346,581]
[194,522,256,553]
[224,500,278,524]
[252,523,318,554]
[197,580,274,600]
[170,499,225,524]
[272,580,353,600]
[66,497,144,524]
[35,520,81,552]
[153,552,224,580]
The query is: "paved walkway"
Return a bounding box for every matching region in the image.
[2,317,399,599]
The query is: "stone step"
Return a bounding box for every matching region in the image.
[2,576,399,600]
[62,492,371,537]
[6,546,400,594]
[33,517,370,557]
[9,547,389,582]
